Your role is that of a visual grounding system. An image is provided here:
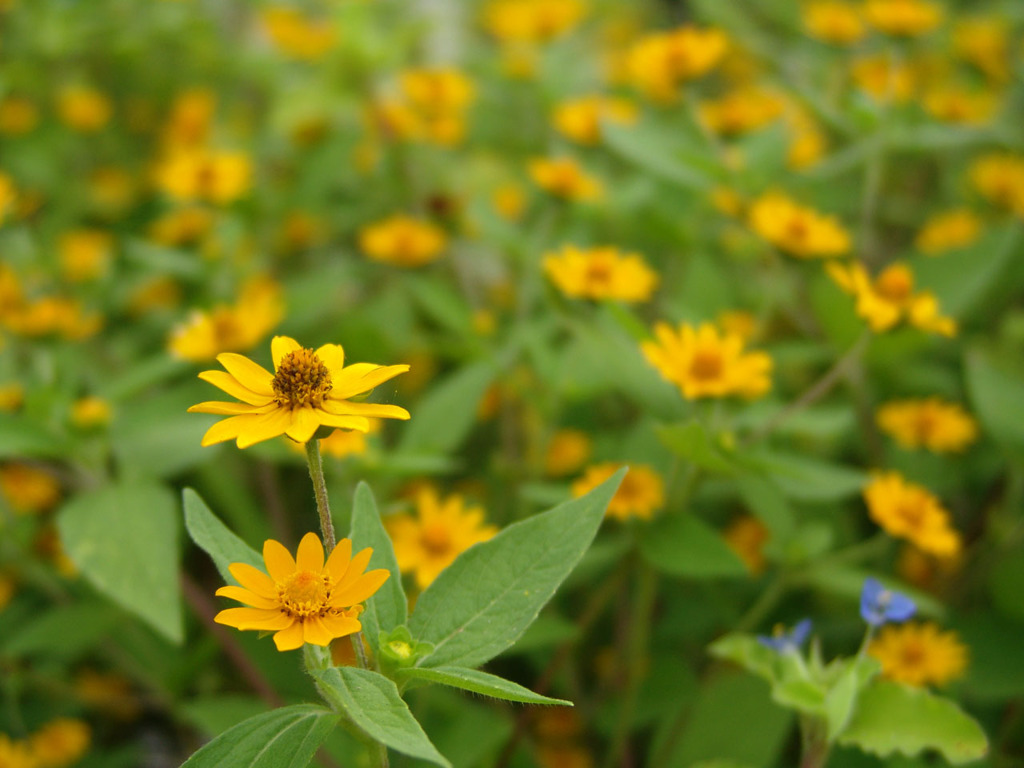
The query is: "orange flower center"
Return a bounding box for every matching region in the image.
[419,523,453,556]
[273,348,333,409]
[689,350,724,381]
[896,499,927,529]
[875,266,913,302]
[279,570,330,617]
[899,639,926,668]
[585,261,613,286]
[786,215,810,243]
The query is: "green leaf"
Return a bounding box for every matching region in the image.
[837,680,988,764]
[348,483,407,653]
[640,514,747,579]
[735,475,796,543]
[57,482,183,643]
[180,704,340,768]
[824,659,866,740]
[657,421,738,474]
[314,667,450,768]
[0,415,68,459]
[751,451,867,502]
[183,488,263,585]
[1,600,121,660]
[397,360,496,457]
[178,695,270,737]
[395,666,571,706]
[966,348,1024,456]
[603,120,715,192]
[408,469,624,669]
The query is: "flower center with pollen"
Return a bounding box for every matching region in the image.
[419,524,452,556]
[690,350,724,381]
[273,348,333,409]
[279,570,330,618]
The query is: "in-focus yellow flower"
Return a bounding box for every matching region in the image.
[723,514,770,575]
[154,149,251,205]
[493,183,527,221]
[70,397,113,430]
[57,86,112,132]
[827,261,956,336]
[529,157,603,201]
[642,321,772,400]
[914,209,981,255]
[148,206,216,246]
[481,0,587,44]
[359,215,447,267]
[0,382,24,412]
[699,87,785,136]
[863,471,961,557]
[627,26,728,103]
[864,0,942,36]
[748,192,851,258]
[571,463,664,521]
[0,96,39,135]
[970,153,1024,214]
[553,95,637,145]
[169,276,284,362]
[868,622,968,687]
[386,486,498,589]
[188,335,409,448]
[0,463,60,515]
[544,428,592,477]
[543,245,658,303]
[876,398,977,453]
[925,86,997,125]
[30,718,91,768]
[851,55,916,103]
[58,229,114,283]
[954,17,1010,82]
[262,6,337,60]
[215,532,388,651]
[803,2,866,45]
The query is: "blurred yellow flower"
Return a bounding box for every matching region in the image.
[493,183,527,221]
[75,669,141,720]
[572,463,664,521]
[897,544,961,593]
[154,149,252,205]
[189,335,409,448]
[868,623,968,687]
[148,206,216,246]
[359,215,447,267]
[827,261,955,336]
[529,157,602,201]
[970,153,1024,214]
[262,6,337,60]
[925,86,997,125]
[544,428,592,477]
[401,68,475,115]
[717,310,758,343]
[0,382,24,412]
[161,88,216,149]
[0,171,15,226]
[279,211,325,252]
[89,167,137,217]
[628,26,728,103]
[553,95,637,145]
[642,321,773,400]
[3,295,102,340]
[699,87,785,136]
[748,192,851,258]
[723,515,770,575]
[710,186,744,217]
[287,419,380,459]
[537,745,594,768]
[851,55,915,103]
[30,718,91,768]
[0,573,13,611]
[863,0,942,36]
[954,17,1010,82]
[802,2,866,45]
[0,734,35,768]
[863,471,960,557]
[914,208,981,255]
[876,398,977,453]
[786,110,827,170]
[386,486,498,589]
[128,276,182,316]
[58,229,114,283]
[0,96,39,135]
[543,245,658,303]
[69,397,112,430]
[57,86,112,132]
[481,0,587,44]
[215,532,389,651]
[0,463,60,515]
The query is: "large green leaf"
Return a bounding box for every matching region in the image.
[751,451,867,502]
[603,120,716,191]
[183,488,263,584]
[0,415,68,459]
[395,666,571,706]
[966,348,1024,457]
[657,421,738,474]
[397,360,496,456]
[348,482,407,653]
[1,600,122,660]
[640,514,747,579]
[837,680,988,764]
[314,667,450,768]
[57,482,183,643]
[408,469,624,669]
[180,704,339,768]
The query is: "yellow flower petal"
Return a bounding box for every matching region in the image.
[199,414,255,447]
[325,538,353,582]
[284,406,321,444]
[330,364,411,399]
[214,606,291,631]
[315,343,345,376]
[322,400,411,420]
[316,413,371,432]
[319,612,362,638]
[331,569,391,608]
[236,407,295,448]
[272,620,305,651]
[197,370,273,406]
[263,539,296,582]
[188,400,275,416]
[228,562,277,598]
[302,615,336,646]
[216,353,275,395]
[271,335,301,369]
[295,531,325,573]
[334,547,374,593]
[215,585,279,609]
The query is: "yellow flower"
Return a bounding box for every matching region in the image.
[215,532,389,652]
[914,208,981,255]
[529,157,603,201]
[279,211,325,252]
[897,544,960,593]
[57,86,112,132]
[58,229,114,283]
[0,734,35,768]
[148,206,216,246]
[400,68,475,116]
[188,335,410,448]
[70,397,113,430]
[748,192,851,258]
[0,463,60,515]
[786,111,828,170]
[154,149,252,205]
[925,86,997,125]
[970,153,1024,214]
[0,96,39,135]
[710,186,744,217]
[544,428,592,477]
[572,463,664,521]
[359,215,447,268]
[386,487,498,589]
[0,171,16,226]
[553,95,637,145]
[717,310,758,343]
[287,419,380,459]
[128,276,182,316]
[0,573,14,611]
[642,321,772,400]
[493,183,527,221]
[868,622,968,687]
[481,0,587,44]
[89,167,137,217]
[954,17,1010,82]
[863,471,961,557]
[161,88,216,149]
[75,669,140,720]
[863,0,943,36]
[30,718,91,768]
[827,261,956,336]
[543,245,658,303]
[876,398,977,453]
[3,296,102,340]
[699,88,785,136]
[627,26,728,103]
[723,515,770,575]
[0,382,24,412]
[262,6,337,60]
[851,55,916,103]
[803,2,866,45]
[169,276,284,362]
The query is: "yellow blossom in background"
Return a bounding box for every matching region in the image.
[188,335,410,448]
[876,398,977,453]
[89,167,137,217]
[366,99,423,144]
[924,86,997,125]
[0,382,24,412]
[481,0,587,45]
[359,215,447,267]
[572,463,664,521]
[161,88,216,149]
[386,486,498,589]
[642,321,773,400]
[70,397,113,430]
[699,87,785,136]
[748,192,851,257]
[717,310,758,343]
[148,206,216,246]
[3,295,103,340]
[898,544,961,593]
[0,171,15,225]
[863,471,961,557]
[537,745,594,768]
[58,229,114,283]
[954,17,1010,82]
[863,0,943,36]
[553,95,637,145]
[723,515,770,575]
[30,718,91,768]
[492,183,527,221]
[401,68,475,116]
[529,157,602,201]
[868,623,968,687]
[57,86,112,132]
[544,428,592,477]
[0,463,60,514]
[498,46,539,80]
[215,532,389,651]
[287,419,380,459]
[0,573,13,611]
[914,208,981,255]
[279,211,326,252]
[75,669,140,720]
[154,149,252,205]
[711,186,744,217]
[128,276,182,316]
[827,261,956,336]
[802,1,866,45]
[627,26,728,103]
[262,6,337,60]
[969,153,1024,214]
[851,54,916,103]
[543,245,658,303]
[35,525,77,578]
[0,95,39,135]
[0,734,35,768]
[787,116,827,170]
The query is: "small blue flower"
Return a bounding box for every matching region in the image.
[757,619,812,653]
[860,577,916,626]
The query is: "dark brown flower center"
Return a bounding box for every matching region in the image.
[273,348,333,409]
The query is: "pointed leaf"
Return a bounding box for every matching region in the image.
[183,488,263,584]
[396,666,571,706]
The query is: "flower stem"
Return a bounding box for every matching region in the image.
[304,439,336,552]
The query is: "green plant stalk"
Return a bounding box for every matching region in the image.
[799,715,832,768]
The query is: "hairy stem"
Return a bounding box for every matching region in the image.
[305,439,336,552]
